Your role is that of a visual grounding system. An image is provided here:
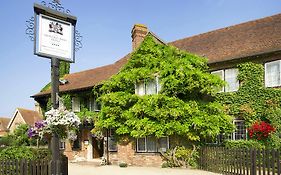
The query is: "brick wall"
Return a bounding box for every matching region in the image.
[63,129,90,160]
[109,139,163,167]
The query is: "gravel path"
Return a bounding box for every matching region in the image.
[68,162,220,175]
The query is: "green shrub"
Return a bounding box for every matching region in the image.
[0,135,14,146]
[0,146,35,160]
[161,161,169,168]
[33,148,51,160]
[0,146,51,160]
[161,146,198,168]
[225,140,265,149]
[119,162,128,168]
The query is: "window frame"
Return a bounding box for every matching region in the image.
[135,80,145,96]
[108,129,118,152]
[135,77,161,96]
[72,97,80,112]
[136,136,169,153]
[232,119,247,140]
[211,68,239,92]
[224,68,239,92]
[211,70,224,92]
[89,97,100,112]
[265,60,281,87]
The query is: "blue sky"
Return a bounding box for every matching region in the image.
[0,0,280,117]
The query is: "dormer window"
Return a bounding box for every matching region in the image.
[135,77,161,95]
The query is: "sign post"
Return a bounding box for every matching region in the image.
[50,57,60,174]
[33,2,77,174]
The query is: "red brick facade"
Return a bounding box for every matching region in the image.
[108,139,163,167]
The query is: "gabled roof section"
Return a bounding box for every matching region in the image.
[33,54,131,97]
[7,108,42,129]
[170,13,281,63]
[0,117,10,131]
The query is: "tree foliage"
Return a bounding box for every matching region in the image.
[0,124,39,146]
[95,35,233,141]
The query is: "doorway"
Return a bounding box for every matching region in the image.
[92,137,104,158]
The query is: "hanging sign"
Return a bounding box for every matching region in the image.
[34,3,77,63]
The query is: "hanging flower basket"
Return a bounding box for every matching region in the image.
[28,108,81,140]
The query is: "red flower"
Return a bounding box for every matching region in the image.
[247,121,275,141]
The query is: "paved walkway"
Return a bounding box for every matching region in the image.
[68,162,220,175]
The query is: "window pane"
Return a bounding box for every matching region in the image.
[147,136,157,152]
[137,138,146,152]
[108,137,117,151]
[90,98,100,111]
[265,61,280,87]
[136,81,145,95]
[225,68,239,92]
[146,80,157,95]
[211,70,224,92]
[233,120,246,140]
[158,137,168,152]
[72,97,80,112]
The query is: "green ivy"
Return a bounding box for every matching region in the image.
[95,35,234,141]
[59,61,70,78]
[216,62,281,148]
[61,94,72,110]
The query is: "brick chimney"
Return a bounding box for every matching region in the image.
[131,24,148,51]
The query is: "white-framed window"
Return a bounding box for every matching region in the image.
[211,68,239,92]
[135,80,146,95]
[135,77,161,96]
[231,120,246,140]
[72,97,80,112]
[136,136,169,153]
[265,60,281,87]
[59,140,66,150]
[108,129,117,152]
[90,98,100,112]
[211,70,224,92]
[146,80,157,95]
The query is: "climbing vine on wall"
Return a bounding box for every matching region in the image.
[216,62,281,148]
[95,35,234,141]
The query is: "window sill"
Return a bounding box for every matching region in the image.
[265,85,281,88]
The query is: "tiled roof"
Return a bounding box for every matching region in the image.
[17,108,42,126]
[33,13,281,97]
[33,54,130,97]
[170,13,281,63]
[0,117,10,131]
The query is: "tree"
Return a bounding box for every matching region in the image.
[95,35,233,142]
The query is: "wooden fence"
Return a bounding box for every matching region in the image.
[199,147,281,175]
[0,156,68,175]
